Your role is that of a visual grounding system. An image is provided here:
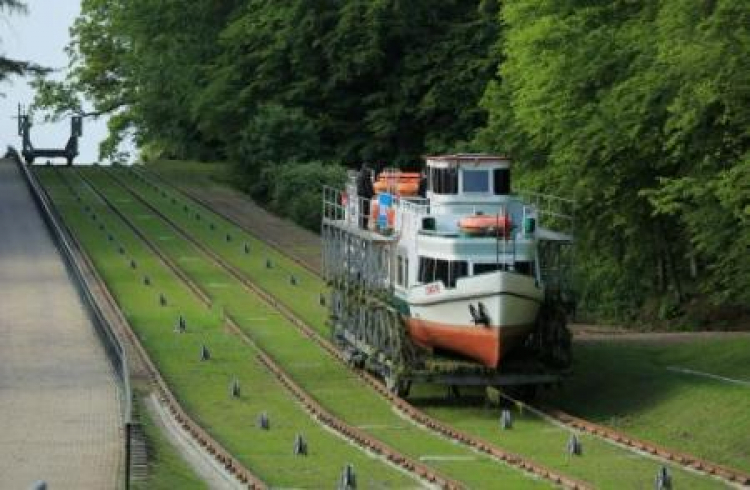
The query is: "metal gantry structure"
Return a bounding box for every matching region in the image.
[17,104,83,165]
[322,187,416,391]
[322,184,569,396]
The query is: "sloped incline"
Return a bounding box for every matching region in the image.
[0,159,121,489]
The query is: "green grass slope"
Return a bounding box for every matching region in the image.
[104,166,727,489]
[37,167,415,488]
[79,167,548,489]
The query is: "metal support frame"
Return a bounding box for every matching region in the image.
[16,104,82,165]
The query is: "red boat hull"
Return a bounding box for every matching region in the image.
[405,317,532,368]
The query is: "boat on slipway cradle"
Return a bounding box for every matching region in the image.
[322,154,575,396]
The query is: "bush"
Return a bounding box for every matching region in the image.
[264,161,346,231]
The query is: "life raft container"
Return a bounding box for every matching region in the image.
[373,172,421,196]
[458,214,512,236]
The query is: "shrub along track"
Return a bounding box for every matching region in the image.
[74,170,460,489]
[44,169,419,489]
[78,167,568,488]
[104,167,732,489]
[138,165,747,489]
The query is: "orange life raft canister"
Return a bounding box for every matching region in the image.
[458,214,512,236]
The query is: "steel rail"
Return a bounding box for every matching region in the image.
[113,168,592,490]
[138,166,750,489]
[58,169,266,489]
[79,169,457,489]
[541,403,750,487]
[137,167,323,278]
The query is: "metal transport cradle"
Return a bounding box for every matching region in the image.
[322,154,575,396]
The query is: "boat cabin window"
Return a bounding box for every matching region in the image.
[493,168,511,195]
[429,167,458,195]
[396,255,409,287]
[473,261,534,276]
[418,256,467,288]
[397,256,404,286]
[463,169,489,193]
[515,261,533,276]
[473,263,501,275]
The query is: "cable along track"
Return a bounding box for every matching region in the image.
[74,169,464,489]
[103,167,594,490]
[136,165,750,489]
[49,169,265,489]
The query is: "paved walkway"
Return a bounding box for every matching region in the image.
[0,160,121,488]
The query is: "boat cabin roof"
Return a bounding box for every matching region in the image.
[424,153,511,168]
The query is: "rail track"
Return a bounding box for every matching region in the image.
[48,169,265,489]
[503,396,750,488]
[138,166,750,489]
[74,169,464,489]
[105,168,594,489]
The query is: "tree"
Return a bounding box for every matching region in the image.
[477,0,750,319]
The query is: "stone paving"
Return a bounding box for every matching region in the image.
[0,160,121,489]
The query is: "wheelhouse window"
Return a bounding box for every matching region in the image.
[463,169,489,193]
[493,168,511,195]
[473,263,501,275]
[473,261,534,276]
[397,256,404,286]
[418,256,467,288]
[396,255,409,287]
[429,167,458,195]
[515,261,533,276]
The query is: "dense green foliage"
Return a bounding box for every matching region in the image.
[476,0,750,321]
[33,0,748,323]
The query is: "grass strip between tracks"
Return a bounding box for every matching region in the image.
[122,165,729,490]
[37,168,417,488]
[81,166,555,488]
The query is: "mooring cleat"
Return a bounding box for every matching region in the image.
[229,377,241,398]
[293,433,308,456]
[338,464,356,489]
[567,434,582,456]
[257,412,270,430]
[175,315,186,333]
[500,409,513,430]
[200,344,210,361]
[656,465,671,489]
